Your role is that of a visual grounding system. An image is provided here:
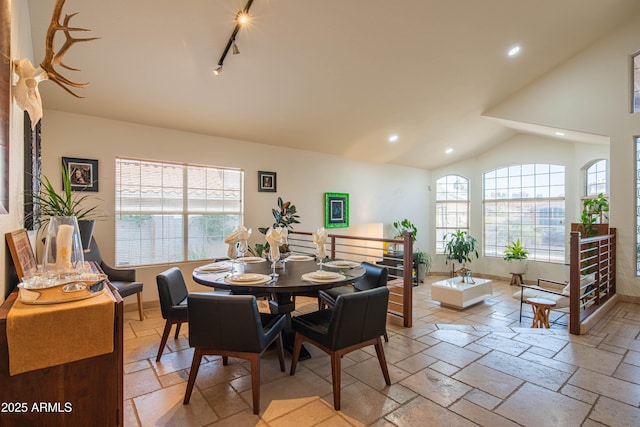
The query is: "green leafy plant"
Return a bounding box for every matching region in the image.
[581,193,609,237]
[258,197,300,235]
[249,197,301,256]
[503,238,529,260]
[26,167,99,230]
[443,230,478,265]
[393,218,417,242]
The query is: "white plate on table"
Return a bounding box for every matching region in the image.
[195,263,232,273]
[225,273,271,285]
[286,255,315,262]
[236,256,267,263]
[324,260,360,268]
[302,271,346,283]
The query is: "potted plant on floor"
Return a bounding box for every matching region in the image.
[415,250,431,283]
[503,238,528,275]
[443,230,478,282]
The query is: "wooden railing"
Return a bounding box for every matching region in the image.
[288,231,414,327]
[569,228,616,334]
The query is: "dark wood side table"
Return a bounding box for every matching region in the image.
[0,276,124,426]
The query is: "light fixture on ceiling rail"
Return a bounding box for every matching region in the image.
[213,0,254,76]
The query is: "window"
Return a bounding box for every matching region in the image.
[636,137,640,275]
[435,175,470,254]
[585,159,608,196]
[115,158,243,266]
[634,53,640,113]
[484,164,565,263]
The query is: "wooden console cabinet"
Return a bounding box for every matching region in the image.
[0,283,123,426]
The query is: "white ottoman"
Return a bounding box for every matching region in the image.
[431,277,493,309]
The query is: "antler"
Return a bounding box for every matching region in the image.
[39,0,99,97]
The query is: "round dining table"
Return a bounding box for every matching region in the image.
[192,257,366,359]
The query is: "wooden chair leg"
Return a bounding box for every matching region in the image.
[374,337,391,385]
[275,333,285,372]
[156,321,172,362]
[289,333,303,375]
[383,330,389,342]
[136,292,144,321]
[330,352,342,410]
[222,356,229,365]
[174,322,182,339]
[183,349,203,404]
[249,354,261,414]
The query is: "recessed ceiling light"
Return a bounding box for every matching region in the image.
[555,131,565,137]
[445,148,454,154]
[388,134,399,143]
[508,45,521,57]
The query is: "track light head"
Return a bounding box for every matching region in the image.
[213,66,222,76]
[232,40,240,55]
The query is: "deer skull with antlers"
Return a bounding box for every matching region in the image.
[13,0,98,127]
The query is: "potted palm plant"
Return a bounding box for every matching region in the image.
[27,166,100,249]
[503,238,529,274]
[443,230,478,282]
[415,250,431,283]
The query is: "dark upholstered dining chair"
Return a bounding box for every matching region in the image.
[183,293,286,414]
[84,237,144,321]
[318,261,389,341]
[156,267,190,362]
[290,286,391,410]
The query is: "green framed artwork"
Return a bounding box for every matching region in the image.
[324,192,349,228]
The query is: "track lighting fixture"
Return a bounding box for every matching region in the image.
[214,0,254,76]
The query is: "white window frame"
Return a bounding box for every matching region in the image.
[435,174,470,254]
[636,137,640,276]
[634,52,640,113]
[483,164,566,263]
[585,159,609,197]
[115,158,244,266]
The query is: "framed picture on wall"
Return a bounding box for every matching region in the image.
[324,192,349,228]
[258,171,277,192]
[62,157,99,192]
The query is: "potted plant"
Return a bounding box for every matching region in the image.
[443,230,478,281]
[415,250,431,283]
[254,196,300,254]
[27,167,100,249]
[393,219,417,242]
[575,193,609,237]
[503,238,529,274]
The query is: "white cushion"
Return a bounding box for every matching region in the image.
[513,287,569,308]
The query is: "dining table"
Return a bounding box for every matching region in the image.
[192,256,366,359]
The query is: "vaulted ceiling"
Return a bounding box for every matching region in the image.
[26,0,640,169]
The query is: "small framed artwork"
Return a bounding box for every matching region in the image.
[63,157,99,192]
[258,171,277,192]
[324,192,349,228]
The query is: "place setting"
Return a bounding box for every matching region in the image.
[224,273,272,285]
[193,262,233,273]
[285,254,315,262]
[301,270,346,284]
[323,259,361,269]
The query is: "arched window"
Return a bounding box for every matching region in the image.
[435,175,469,254]
[484,164,565,263]
[585,159,608,196]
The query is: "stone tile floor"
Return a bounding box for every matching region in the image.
[123,275,640,426]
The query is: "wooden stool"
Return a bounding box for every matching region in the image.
[526,297,556,328]
[510,273,523,286]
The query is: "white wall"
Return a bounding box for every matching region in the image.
[1,0,33,302]
[428,133,608,282]
[486,14,640,296]
[39,110,430,303]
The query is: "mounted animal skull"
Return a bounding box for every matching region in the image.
[13,0,98,127]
